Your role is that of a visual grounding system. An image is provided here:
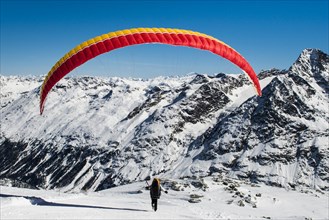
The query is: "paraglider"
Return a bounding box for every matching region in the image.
[40,27,262,114]
[146,177,168,211]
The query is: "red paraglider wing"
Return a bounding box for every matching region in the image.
[40,28,261,114]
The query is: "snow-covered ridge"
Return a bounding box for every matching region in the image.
[0,49,328,192]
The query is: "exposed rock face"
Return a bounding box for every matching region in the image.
[1,49,328,191]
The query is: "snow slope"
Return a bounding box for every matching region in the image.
[1,176,328,220]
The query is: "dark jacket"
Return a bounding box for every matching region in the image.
[150,178,165,199]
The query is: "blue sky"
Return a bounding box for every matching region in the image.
[1,0,328,78]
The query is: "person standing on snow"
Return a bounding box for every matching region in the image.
[149,177,168,211]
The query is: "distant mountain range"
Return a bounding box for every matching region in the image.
[1,48,328,192]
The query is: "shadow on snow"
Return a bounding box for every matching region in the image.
[0,193,149,212]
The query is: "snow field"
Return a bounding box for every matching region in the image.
[1,176,328,220]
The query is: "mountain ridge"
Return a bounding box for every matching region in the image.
[1,48,328,192]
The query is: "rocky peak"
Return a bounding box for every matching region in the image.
[290,48,329,76]
[290,48,329,94]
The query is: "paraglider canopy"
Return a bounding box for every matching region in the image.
[40,27,262,114]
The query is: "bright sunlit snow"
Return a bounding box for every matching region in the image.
[1,177,328,220]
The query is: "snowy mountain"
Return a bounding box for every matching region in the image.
[0,48,328,192]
